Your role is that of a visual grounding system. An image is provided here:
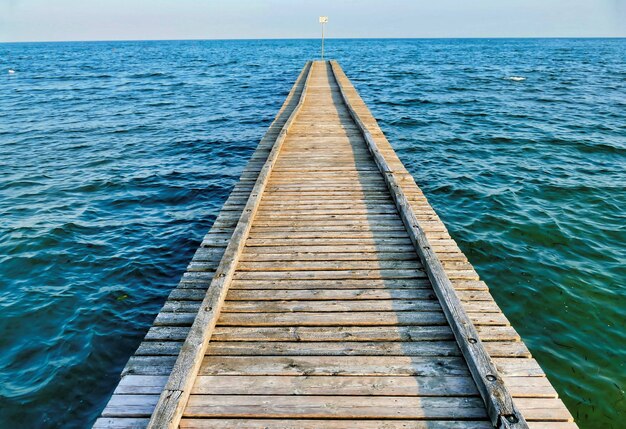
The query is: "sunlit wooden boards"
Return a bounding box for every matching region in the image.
[94,61,576,428]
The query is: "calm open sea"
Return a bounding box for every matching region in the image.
[1,39,624,428]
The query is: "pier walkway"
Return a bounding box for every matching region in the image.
[95,61,576,429]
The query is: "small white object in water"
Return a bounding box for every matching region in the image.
[8,69,15,74]
[507,76,526,82]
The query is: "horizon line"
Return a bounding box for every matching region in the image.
[2,36,625,44]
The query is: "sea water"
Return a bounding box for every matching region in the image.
[1,39,624,428]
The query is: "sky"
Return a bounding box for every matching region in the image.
[0,0,625,42]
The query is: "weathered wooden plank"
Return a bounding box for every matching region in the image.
[145,325,519,343]
[249,225,414,233]
[191,375,478,396]
[135,340,461,357]
[115,374,556,399]
[241,244,418,253]
[209,325,454,342]
[183,395,488,419]
[260,193,394,199]
[197,355,471,376]
[155,311,449,327]
[225,288,490,302]
[123,356,177,375]
[155,310,509,327]
[240,250,420,262]
[526,424,579,429]
[93,418,151,428]
[510,398,575,421]
[235,260,422,271]
[136,339,527,359]
[245,238,417,247]
[220,299,441,312]
[204,341,460,357]
[229,278,433,290]
[178,278,433,292]
[251,218,407,226]
[232,269,427,280]
[254,208,400,215]
[253,213,404,220]
[224,288,436,300]
[102,394,159,417]
[179,420,493,429]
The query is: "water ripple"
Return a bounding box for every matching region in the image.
[1,39,625,428]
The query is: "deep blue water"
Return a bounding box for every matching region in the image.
[1,39,624,428]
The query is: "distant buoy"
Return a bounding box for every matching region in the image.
[8,69,15,74]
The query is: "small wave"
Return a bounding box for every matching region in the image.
[403,98,433,105]
[389,70,418,77]
[207,60,240,68]
[390,116,424,127]
[8,69,16,74]
[129,71,167,79]
[506,76,526,82]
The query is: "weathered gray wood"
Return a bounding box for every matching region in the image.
[203,340,460,357]
[178,420,493,429]
[182,395,488,419]
[229,278,433,290]
[232,269,427,280]
[114,374,557,398]
[117,356,544,377]
[220,299,441,312]
[197,355,472,377]
[330,60,528,429]
[135,340,524,359]
[146,61,314,429]
[209,325,453,342]
[93,418,151,428]
[155,310,449,327]
[190,375,479,396]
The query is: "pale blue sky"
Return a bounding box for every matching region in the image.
[1,0,625,42]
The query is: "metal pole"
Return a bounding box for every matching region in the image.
[321,23,325,60]
[319,16,328,60]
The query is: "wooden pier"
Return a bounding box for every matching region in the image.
[95,61,576,429]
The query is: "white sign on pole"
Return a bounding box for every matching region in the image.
[319,16,328,60]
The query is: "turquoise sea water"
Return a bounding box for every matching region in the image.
[1,39,624,428]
